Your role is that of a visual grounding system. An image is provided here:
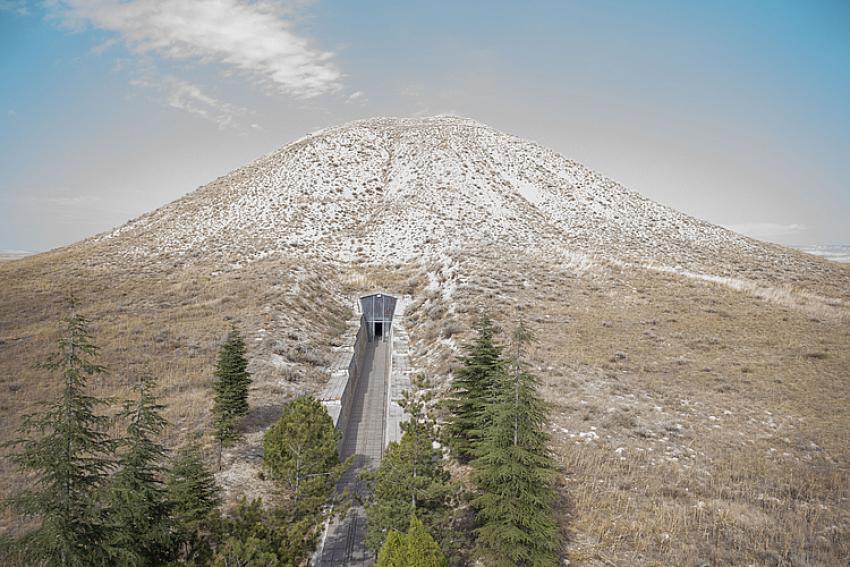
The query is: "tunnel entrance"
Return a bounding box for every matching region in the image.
[360,293,396,342]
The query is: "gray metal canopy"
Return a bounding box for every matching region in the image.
[360,293,397,323]
[360,293,397,341]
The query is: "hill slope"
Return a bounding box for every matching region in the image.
[92,119,829,264]
[2,116,848,564]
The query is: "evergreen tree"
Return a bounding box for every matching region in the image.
[470,322,560,567]
[268,501,333,565]
[376,515,447,567]
[212,536,279,567]
[211,496,333,567]
[262,396,347,562]
[443,316,504,460]
[212,498,279,567]
[405,515,448,567]
[262,396,342,511]
[212,327,251,457]
[219,497,266,544]
[107,373,173,566]
[1,298,118,567]
[376,530,406,567]
[166,443,221,564]
[364,376,454,553]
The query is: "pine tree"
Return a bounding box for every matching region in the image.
[443,316,504,460]
[212,327,251,457]
[107,373,173,566]
[212,536,279,567]
[166,443,221,564]
[470,322,560,567]
[261,396,346,562]
[405,515,447,567]
[211,496,331,567]
[376,530,406,567]
[1,298,118,567]
[364,376,454,553]
[376,515,447,567]
[268,503,331,565]
[213,499,280,567]
[219,497,266,544]
[262,396,342,511]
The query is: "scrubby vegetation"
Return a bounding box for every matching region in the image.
[376,515,447,567]
[0,301,343,566]
[2,251,849,565]
[363,375,457,555]
[364,318,562,566]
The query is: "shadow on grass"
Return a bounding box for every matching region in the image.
[242,403,284,435]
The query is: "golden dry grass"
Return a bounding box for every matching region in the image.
[398,251,850,566]
[0,249,350,534]
[1,245,849,565]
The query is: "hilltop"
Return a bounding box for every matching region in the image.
[1,116,848,564]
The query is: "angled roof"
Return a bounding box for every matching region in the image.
[360,293,397,322]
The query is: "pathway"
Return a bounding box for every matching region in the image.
[318,339,390,566]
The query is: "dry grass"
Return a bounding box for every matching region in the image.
[2,245,848,565]
[399,251,850,566]
[0,249,350,533]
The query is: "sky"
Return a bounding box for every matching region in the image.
[1,0,849,252]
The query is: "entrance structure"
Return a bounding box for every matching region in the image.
[317,293,401,566]
[360,293,396,342]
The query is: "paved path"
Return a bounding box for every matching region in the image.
[318,339,390,566]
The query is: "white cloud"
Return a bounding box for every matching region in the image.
[165,78,247,129]
[130,70,249,129]
[51,0,342,98]
[0,1,29,16]
[91,36,119,55]
[345,90,365,104]
[725,222,807,239]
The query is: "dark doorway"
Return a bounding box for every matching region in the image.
[374,321,383,338]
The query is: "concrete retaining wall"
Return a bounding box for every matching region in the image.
[320,296,411,451]
[320,311,369,438]
[338,316,369,433]
[386,296,412,446]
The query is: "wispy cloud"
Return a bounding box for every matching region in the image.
[90,36,119,55]
[0,1,29,16]
[345,90,365,104]
[164,77,247,129]
[725,222,807,239]
[50,0,342,98]
[130,69,249,129]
